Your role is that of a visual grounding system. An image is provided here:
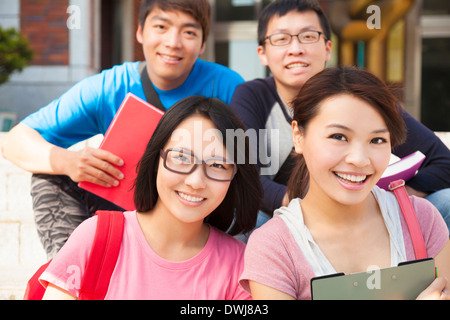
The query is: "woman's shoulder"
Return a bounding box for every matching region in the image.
[374,186,449,257]
[70,211,136,246]
[247,215,293,250]
[211,227,246,252]
[410,196,449,237]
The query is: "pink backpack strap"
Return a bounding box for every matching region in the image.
[389,179,427,260]
[78,210,124,300]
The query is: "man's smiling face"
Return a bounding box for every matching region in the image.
[257,10,332,100]
[137,7,205,91]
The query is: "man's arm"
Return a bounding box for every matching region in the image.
[1,123,124,187]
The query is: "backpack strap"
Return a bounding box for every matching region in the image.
[389,179,427,260]
[23,260,52,300]
[139,61,166,112]
[78,210,124,300]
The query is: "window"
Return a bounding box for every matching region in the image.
[215,0,273,21]
[423,0,450,15]
[420,0,450,130]
[212,0,274,80]
[421,38,450,131]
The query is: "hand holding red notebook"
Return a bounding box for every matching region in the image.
[79,93,164,210]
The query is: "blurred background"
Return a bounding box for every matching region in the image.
[0,0,449,300]
[0,0,449,131]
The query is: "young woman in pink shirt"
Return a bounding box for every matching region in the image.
[240,67,450,300]
[40,96,262,299]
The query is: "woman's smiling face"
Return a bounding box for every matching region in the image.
[292,94,392,206]
[155,114,232,225]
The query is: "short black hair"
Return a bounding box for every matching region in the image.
[133,96,262,235]
[258,0,331,46]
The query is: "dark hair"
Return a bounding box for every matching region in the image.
[134,96,262,235]
[287,67,407,200]
[139,0,211,45]
[258,0,331,46]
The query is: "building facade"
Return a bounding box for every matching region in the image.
[0,0,449,131]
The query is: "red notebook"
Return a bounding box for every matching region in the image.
[376,151,426,191]
[79,93,164,210]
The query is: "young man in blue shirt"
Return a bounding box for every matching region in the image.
[1,0,244,259]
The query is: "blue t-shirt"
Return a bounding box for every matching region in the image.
[22,59,244,148]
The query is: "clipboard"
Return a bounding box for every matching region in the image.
[311,258,436,300]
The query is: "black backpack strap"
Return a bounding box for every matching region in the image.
[139,61,166,112]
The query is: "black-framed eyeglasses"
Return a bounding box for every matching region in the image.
[265,30,326,46]
[160,148,237,182]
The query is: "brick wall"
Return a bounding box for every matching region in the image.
[20,0,69,66]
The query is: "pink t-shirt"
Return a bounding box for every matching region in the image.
[40,211,250,300]
[240,195,449,300]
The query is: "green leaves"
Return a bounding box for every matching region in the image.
[0,26,33,85]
